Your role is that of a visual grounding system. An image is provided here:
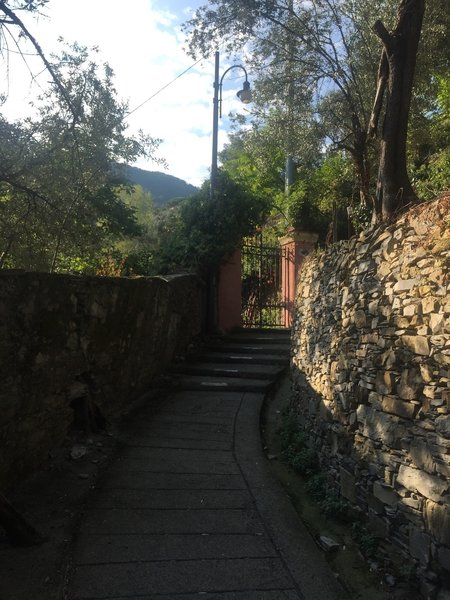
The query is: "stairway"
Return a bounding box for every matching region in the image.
[171,328,291,392]
[67,324,344,600]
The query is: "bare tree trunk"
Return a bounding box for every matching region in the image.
[368,0,425,221]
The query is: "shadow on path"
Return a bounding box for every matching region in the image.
[66,329,345,599]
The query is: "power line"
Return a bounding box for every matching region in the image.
[125,56,205,119]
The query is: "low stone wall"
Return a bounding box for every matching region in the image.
[292,196,450,596]
[0,272,204,490]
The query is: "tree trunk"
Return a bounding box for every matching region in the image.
[352,128,371,210]
[368,0,425,221]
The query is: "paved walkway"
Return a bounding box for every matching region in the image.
[68,330,344,600]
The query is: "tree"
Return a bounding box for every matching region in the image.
[114,185,159,276]
[184,0,391,210]
[368,0,426,220]
[186,0,448,224]
[0,43,161,272]
[0,1,75,112]
[152,171,270,276]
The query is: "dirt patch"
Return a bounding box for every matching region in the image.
[262,374,421,600]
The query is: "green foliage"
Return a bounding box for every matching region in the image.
[151,170,270,276]
[288,447,320,476]
[0,43,160,273]
[277,408,319,476]
[319,494,352,523]
[410,75,450,200]
[412,147,450,201]
[351,523,379,559]
[113,185,159,276]
[222,126,360,239]
[278,408,304,452]
[305,473,327,500]
[186,0,449,222]
[284,180,327,236]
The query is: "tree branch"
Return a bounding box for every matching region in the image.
[0,1,76,119]
[367,50,389,138]
[373,19,395,54]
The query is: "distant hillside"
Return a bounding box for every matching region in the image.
[124,165,198,206]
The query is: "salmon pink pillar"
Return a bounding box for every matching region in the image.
[217,248,242,333]
[280,231,318,327]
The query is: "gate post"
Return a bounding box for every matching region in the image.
[280,230,318,327]
[217,248,242,333]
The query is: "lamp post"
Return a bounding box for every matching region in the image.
[210,51,252,200]
[207,52,252,333]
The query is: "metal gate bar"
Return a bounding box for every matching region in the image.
[241,237,289,328]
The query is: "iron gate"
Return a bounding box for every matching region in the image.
[241,236,291,328]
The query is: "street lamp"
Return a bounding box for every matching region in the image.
[210,51,252,200]
[206,51,252,333]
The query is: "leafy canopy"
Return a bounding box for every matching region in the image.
[0,42,161,272]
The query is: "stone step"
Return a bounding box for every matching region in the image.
[206,342,290,356]
[192,352,289,366]
[171,362,285,380]
[222,330,291,345]
[172,375,271,393]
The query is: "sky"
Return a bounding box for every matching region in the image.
[0,0,251,186]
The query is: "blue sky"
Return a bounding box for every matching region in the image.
[0,0,251,186]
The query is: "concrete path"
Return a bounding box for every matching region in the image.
[68,330,344,600]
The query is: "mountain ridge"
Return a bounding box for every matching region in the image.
[124,165,198,206]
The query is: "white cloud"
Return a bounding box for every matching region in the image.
[0,0,251,187]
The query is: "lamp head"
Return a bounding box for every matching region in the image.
[237,80,252,104]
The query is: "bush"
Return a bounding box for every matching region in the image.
[305,473,327,500]
[351,523,379,559]
[319,494,352,523]
[154,170,270,276]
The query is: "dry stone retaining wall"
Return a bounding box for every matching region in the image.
[0,272,203,490]
[292,197,450,597]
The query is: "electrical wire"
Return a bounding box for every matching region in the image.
[125,56,205,119]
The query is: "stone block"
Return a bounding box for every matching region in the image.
[404,304,417,317]
[425,500,450,545]
[398,368,424,400]
[410,439,435,473]
[422,297,439,314]
[368,492,386,515]
[353,309,367,328]
[403,335,431,356]
[375,371,395,395]
[395,315,411,328]
[409,527,431,565]
[340,466,356,503]
[436,416,450,439]
[368,300,379,315]
[368,391,383,409]
[420,364,435,383]
[394,278,420,292]
[373,480,398,506]
[403,496,423,511]
[424,386,437,399]
[358,260,372,274]
[357,405,405,447]
[381,396,417,419]
[438,545,450,572]
[368,512,390,538]
[430,314,445,334]
[397,465,448,503]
